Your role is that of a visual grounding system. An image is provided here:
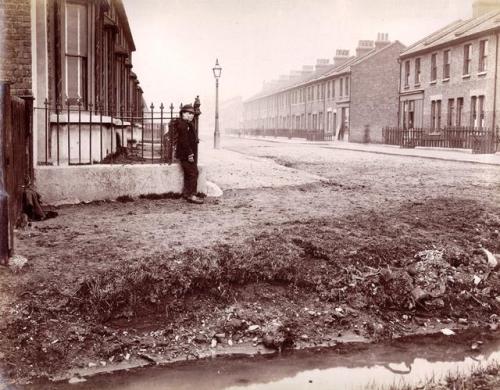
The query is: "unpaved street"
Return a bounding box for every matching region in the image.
[1,138,500,383]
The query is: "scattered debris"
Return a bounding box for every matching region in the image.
[138,353,157,364]
[8,255,28,273]
[68,376,87,384]
[480,248,498,269]
[441,328,455,336]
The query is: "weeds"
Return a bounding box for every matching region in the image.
[366,360,500,390]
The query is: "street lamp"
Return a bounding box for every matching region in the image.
[212,58,222,149]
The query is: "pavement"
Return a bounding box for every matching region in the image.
[225,135,500,166]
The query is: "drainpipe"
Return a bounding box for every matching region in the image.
[492,32,499,150]
[397,58,402,129]
[0,82,10,265]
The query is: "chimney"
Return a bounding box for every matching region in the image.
[301,65,314,76]
[315,58,330,71]
[262,80,279,91]
[333,49,350,67]
[473,0,500,17]
[289,70,303,80]
[356,40,375,57]
[374,33,390,50]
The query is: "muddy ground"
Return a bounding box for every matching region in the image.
[1,138,500,385]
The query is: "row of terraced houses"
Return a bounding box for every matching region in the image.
[239,0,500,149]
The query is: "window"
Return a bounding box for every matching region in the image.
[447,99,455,127]
[404,60,410,87]
[316,85,320,100]
[415,58,421,85]
[478,95,485,128]
[327,82,331,98]
[332,80,335,98]
[339,79,343,97]
[463,44,472,75]
[345,78,349,96]
[402,100,415,129]
[456,97,463,127]
[479,40,488,72]
[470,96,477,127]
[65,2,88,105]
[443,50,450,79]
[431,100,441,130]
[313,114,317,129]
[430,53,437,81]
[319,112,323,130]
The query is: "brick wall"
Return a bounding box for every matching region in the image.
[0,0,32,96]
[402,33,498,129]
[349,42,406,143]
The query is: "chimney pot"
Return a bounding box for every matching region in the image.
[472,0,500,17]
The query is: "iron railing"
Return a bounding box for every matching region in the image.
[227,128,334,141]
[382,126,500,153]
[35,97,201,166]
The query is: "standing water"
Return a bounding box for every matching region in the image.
[11,331,500,390]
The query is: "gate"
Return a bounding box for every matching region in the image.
[0,82,34,264]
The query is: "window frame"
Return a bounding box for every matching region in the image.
[404,60,410,87]
[479,40,488,73]
[443,49,450,80]
[62,0,92,108]
[456,97,464,127]
[415,58,421,85]
[430,53,437,82]
[470,96,477,127]
[463,43,472,76]
[447,98,455,127]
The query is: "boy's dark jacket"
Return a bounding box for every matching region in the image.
[174,118,198,161]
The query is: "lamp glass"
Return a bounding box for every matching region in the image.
[213,67,222,78]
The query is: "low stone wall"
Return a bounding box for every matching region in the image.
[35,163,207,205]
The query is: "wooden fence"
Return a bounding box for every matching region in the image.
[227,128,334,141]
[382,127,499,153]
[0,82,33,264]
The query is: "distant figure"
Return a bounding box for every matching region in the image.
[175,104,203,204]
[363,125,371,143]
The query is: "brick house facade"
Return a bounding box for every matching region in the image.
[242,34,405,143]
[0,0,32,96]
[398,4,500,133]
[1,0,146,165]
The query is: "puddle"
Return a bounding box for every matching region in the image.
[8,331,500,390]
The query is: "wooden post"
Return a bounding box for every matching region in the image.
[0,82,11,265]
[193,96,201,165]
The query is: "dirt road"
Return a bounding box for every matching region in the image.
[1,138,499,383]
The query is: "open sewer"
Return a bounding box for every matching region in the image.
[11,330,500,390]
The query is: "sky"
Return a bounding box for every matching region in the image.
[123,0,472,126]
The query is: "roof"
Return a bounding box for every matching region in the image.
[245,41,405,103]
[401,10,500,58]
[113,0,136,52]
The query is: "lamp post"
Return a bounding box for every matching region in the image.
[212,59,222,149]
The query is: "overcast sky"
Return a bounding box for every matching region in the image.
[123,0,472,108]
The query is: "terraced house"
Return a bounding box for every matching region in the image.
[398,0,500,135]
[242,34,406,143]
[1,0,146,167]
